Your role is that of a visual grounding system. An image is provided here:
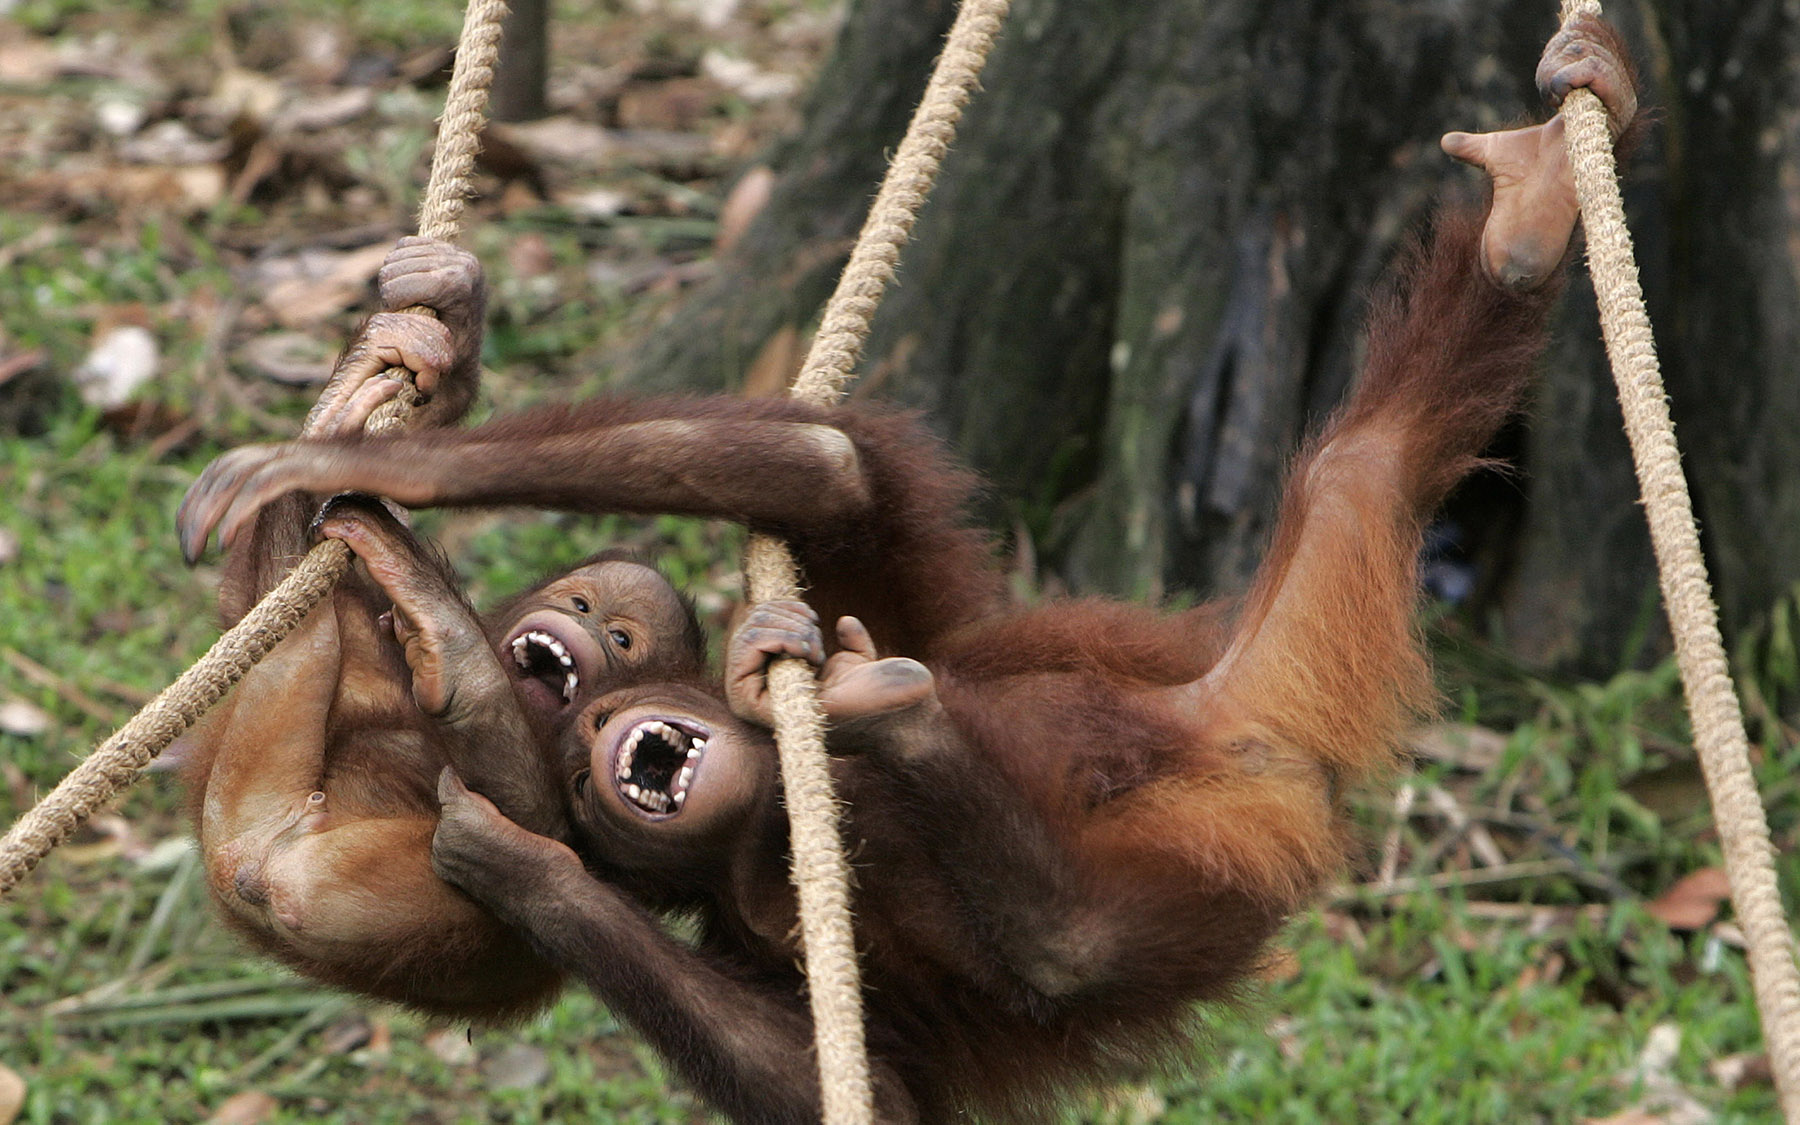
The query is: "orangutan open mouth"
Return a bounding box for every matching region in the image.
[511,629,579,703]
[613,718,706,815]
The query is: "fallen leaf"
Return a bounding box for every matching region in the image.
[274,87,374,133]
[1585,1024,1714,1125]
[665,0,740,30]
[717,164,774,252]
[209,68,285,126]
[57,164,228,214]
[1709,1051,1772,1091]
[257,244,391,329]
[320,1013,372,1055]
[1264,1015,1303,1064]
[561,187,632,220]
[118,120,227,165]
[71,326,158,409]
[94,96,148,138]
[424,1027,477,1067]
[1647,867,1732,930]
[0,36,58,84]
[203,1090,278,1125]
[701,50,800,102]
[481,1043,550,1090]
[240,332,337,385]
[0,1061,22,1125]
[491,118,615,172]
[610,127,713,173]
[0,699,51,737]
[618,76,719,131]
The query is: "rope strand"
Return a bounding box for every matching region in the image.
[747,2,1013,1121]
[1558,1,1800,1118]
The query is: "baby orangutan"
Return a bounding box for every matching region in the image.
[183,242,703,1019]
[179,16,1639,1120]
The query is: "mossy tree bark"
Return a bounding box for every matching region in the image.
[623,0,1800,676]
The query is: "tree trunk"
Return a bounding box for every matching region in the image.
[624,0,1800,675]
[491,0,550,123]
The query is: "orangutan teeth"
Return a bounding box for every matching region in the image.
[615,719,707,816]
[512,630,579,702]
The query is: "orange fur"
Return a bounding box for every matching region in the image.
[175,193,1567,1120]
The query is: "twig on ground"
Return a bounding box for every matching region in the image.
[2,648,121,726]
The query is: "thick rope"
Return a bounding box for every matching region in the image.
[744,2,1012,1121]
[0,0,510,899]
[1557,1,1800,1117]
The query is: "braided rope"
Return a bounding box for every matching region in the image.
[1557,2,1800,1117]
[743,1,1012,1120]
[0,0,510,898]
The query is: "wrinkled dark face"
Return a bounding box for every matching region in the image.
[566,685,772,862]
[496,560,701,721]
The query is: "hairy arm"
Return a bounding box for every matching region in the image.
[216,239,487,620]
[313,495,567,839]
[431,771,918,1124]
[181,401,873,563]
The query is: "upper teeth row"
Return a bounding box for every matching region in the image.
[512,631,579,702]
[617,721,707,813]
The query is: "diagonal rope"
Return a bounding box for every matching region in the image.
[741,1,1012,1120]
[1557,2,1800,1118]
[0,0,512,899]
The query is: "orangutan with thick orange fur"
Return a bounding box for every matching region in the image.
[178,18,1636,1123]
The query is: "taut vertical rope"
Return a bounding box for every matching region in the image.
[1557,2,1800,1117]
[742,1,1012,1120]
[0,0,511,898]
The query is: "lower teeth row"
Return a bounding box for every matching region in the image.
[621,784,681,813]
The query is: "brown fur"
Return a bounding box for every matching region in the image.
[186,502,566,1020]
[179,190,1569,1118]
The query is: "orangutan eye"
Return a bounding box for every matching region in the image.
[608,628,631,650]
[593,711,612,731]
[571,596,591,613]
[573,769,591,794]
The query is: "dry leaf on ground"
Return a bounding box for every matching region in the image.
[202,1090,278,1125]
[1646,867,1732,930]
